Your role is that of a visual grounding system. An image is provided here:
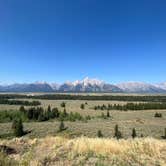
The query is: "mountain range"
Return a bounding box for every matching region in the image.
[0,77,166,93]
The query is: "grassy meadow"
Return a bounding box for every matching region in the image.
[0,96,166,139]
[0,93,166,165]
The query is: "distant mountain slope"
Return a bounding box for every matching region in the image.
[0,78,166,93]
[57,77,122,92]
[117,82,166,93]
[155,82,166,90]
[0,83,53,92]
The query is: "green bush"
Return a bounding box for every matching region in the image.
[154,112,162,118]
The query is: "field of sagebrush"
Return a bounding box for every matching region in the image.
[0,136,166,166]
[0,94,166,165]
[0,99,166,139]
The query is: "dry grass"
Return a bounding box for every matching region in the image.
[0,136,166,166]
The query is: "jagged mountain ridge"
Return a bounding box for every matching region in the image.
[0,78,166,93]
[117,82,166,93]
[57,77,122,92]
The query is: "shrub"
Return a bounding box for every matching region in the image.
[85,115,91,120]
[101,113,107,119]
[97,130,103,138]
[0,152,18,166]
[154,112,162,118]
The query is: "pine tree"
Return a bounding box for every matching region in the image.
[107,110,110,117]
[59,120,65,131]
[63,109,67,117]
[61,102,66,108]
[132,128,137,138]
[19,106,25,113]
[164,128,166,139]
[97,130,103,138]
[114,124,122,139]
[11,119,17,130]
[12,119,24,137]
[80,104,85,109]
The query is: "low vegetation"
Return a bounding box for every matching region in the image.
[0,94,166,165]
[94,102,166,110]
[12,118,24,137]
[0,99,41,106]
[0,105,93,123]
[154,112,162,118]
[0,136,165,166]
[2,93,166,102]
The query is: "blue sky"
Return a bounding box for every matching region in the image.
[0,0,166,84]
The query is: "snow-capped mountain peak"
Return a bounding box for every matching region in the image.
[72,77,105,87]
[117,82,165,93]
[154,82,166,90]
[34,81,48,85]
[1,78,166,93]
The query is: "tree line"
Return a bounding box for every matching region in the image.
[94,102,166,111]
[0,99,41,106]
[0,106,92,123]
[2,94,166,102]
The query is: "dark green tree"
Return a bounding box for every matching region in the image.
[163,128,166,139]
[132,128,137,138]
[59,120,65,131]
[114,124,122,139]
[12,119,24,137]
[19,106,25,113]
[107,110,110,117]
[97,130,103,138]
[47,105,51,112]
[63,109,67,117]
[154,112,162,118]
[11,119,17,130]
[80,104,85,109]
[61,102,66,108]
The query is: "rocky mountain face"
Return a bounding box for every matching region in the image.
[57,77,122,92]
[117,82,166,93]
[0,78,166,93]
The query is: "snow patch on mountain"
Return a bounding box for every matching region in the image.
[117,82,165,93]
[154,82,166,90]
[73,77,105,87]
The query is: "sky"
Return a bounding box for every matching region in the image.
[0,0,166,84]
